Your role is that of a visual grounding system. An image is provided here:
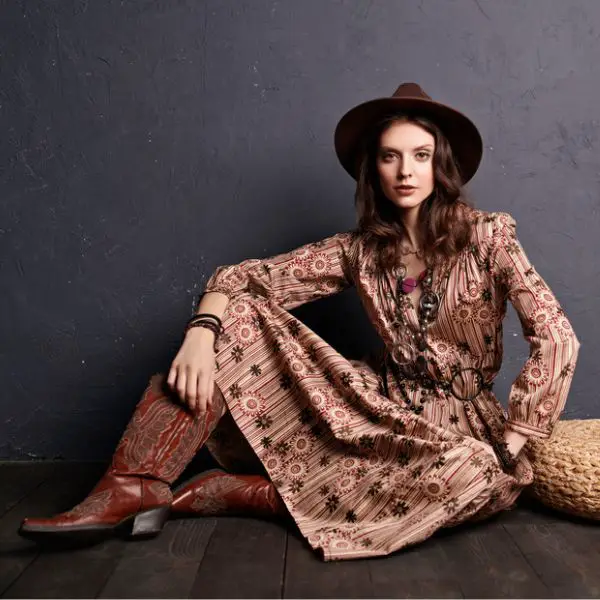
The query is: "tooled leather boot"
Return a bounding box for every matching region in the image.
[170,469,288,519]
[18,373,226,543]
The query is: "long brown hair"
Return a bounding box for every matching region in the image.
[353,112,475,272]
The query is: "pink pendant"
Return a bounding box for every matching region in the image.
[401,278,418,294]
[400,269,428,295]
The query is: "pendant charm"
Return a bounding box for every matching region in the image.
[394,264,407,279]
[397,269,427,296]
[400,277,418,294]
[419,290,440,317]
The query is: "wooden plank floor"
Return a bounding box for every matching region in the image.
[1,461,599,598]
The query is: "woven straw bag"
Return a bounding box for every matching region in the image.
[525,419,600,520]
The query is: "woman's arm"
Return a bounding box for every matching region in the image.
[195,290,230,321]
[199,230,358,311]
[490,212,581,451]
[170,231,357,412]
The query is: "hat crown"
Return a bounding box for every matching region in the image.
[392,82,432,101]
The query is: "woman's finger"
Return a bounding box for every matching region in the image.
[205,371,215,411]
[196,376,202,406]
[176,371,187,406]
[166,364,178,389]
[186,370,199,412]
[196,374,208,414]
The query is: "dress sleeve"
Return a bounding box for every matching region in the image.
[490,212,581,439]
[201,230,357,311]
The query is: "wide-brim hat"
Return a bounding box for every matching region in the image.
[334,82,483,184]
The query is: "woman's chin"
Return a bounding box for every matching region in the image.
[391,197,427,211]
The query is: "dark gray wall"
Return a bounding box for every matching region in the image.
[1,0,598,460]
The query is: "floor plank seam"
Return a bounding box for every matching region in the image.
[279,531,289,599]
[0,489,32,521]
[188,517,221,597]
[440,541,467,599]
[500,522,553,597]
[0,549,41,598]
[0,465,57,519]
[94,546,124,599]
[365,557,375,598]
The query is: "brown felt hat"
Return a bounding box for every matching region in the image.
[334,82,483,184]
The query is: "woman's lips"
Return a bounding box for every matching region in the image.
[395,186,417,195]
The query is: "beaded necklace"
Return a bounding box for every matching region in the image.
[380,256,445,413]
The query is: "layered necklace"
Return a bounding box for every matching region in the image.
[380,244,444,413]
[394,244,439,324]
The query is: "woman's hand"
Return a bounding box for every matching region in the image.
[167,328,218,414]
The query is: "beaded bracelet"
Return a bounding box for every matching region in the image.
[187,319,222,333]
[187,313,223,328]
[186,320,222,336]
[192,312,223,322]
[186,314,223,330]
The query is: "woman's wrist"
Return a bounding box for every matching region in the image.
[490,428,529,473]
[184,314,223,338]
[503,428,528,457]
[185,326,216,340]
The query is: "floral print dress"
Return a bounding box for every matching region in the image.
[200,208,580,561]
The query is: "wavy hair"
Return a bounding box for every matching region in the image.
[352,112,475,272]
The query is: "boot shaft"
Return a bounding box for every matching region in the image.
[111,373,226,484]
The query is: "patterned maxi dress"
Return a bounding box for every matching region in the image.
[199,208,580,561]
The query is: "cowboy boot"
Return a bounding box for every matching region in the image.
[18,373,226,543]
[170,469,288,519]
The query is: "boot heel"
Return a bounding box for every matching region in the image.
[129,506,170,538]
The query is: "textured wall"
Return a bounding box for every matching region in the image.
[1,0,597,459]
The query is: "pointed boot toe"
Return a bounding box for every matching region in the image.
[18,475,172,544]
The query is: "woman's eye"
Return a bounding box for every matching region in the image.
[380,152,429,162]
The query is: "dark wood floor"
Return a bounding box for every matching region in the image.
[1,461,599,599]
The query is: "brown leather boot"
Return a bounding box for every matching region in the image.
[18,373,226,543]
[170,469,288,519]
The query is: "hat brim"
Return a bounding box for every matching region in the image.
[334,96,483,184]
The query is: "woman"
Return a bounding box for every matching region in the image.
[19,83,580,561]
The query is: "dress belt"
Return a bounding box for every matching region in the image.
[381,350,518,473]
[383,350,494,405]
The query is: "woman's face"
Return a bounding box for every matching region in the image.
[376,119,435,214]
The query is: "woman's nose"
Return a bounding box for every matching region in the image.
[396,160,413,179]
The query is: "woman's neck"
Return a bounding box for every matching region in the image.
[399,207,421,250]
